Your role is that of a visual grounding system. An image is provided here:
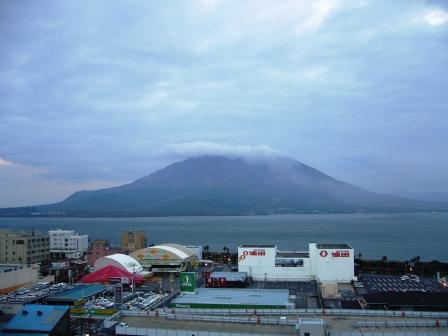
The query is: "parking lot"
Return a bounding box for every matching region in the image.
[357,274,446,294]
[0,282,70,304]
[251,280,318,309]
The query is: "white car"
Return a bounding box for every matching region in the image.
[119,322,129,327]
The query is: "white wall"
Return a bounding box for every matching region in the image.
[238,246,311,281]
[49,230,88,252]
[238,243,355,283]
[311,245,354,283]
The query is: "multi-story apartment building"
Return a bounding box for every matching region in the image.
[121,231,147,253]
[0,229,50,264]
[49,229,88,260]
[87,239,121,266]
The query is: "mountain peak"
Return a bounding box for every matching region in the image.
[1,155,446,217]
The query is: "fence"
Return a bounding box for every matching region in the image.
[116,326,281,336]
[330,333,448,336]
[355,321,448,329]
[142,308,448,319]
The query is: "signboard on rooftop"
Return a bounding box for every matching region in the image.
[180,272,196,293]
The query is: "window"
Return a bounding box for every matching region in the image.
[305,333,310,336]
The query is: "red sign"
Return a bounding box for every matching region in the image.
[242,249,266,257]
[320,250,328,257]
[331,250,350,257]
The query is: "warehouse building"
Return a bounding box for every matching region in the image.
[131,243,198,274]
[0,304,70,336]
[45,284,105,306]
[170,288,292,309]
[238,242,355,283]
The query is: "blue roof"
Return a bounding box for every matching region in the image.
[2,304,69,333]
[46,284,105,301]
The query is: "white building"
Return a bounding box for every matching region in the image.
[49,229,89,259]
[94,253,149,276]
[238,242,355,283]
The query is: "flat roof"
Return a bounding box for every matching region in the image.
[46,284,105,302]
[2,304,69,333]
[172,288,290,308]
[317,244,352,249]
[210,272,248,281]
[277,251,309,258]
[240,244,276,248]
[120,316,296,335]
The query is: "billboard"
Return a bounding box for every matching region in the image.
[180,272,196,293]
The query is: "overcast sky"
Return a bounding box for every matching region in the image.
[0,0,447,207]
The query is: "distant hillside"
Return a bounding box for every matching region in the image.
[393,191,448,203]
[1,156,446,217]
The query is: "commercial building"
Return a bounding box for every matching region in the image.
[45,283,106,306]
[49,229,88,260]
[131,244,198,274]
[170,288,292,309]
[0,264,39,294]
[121,231,147,253]
[87,239,121,266]
[0,304,70,336]
[238,242,355,283]
[0,229,50,264]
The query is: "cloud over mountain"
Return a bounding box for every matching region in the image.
[156,142,288,162]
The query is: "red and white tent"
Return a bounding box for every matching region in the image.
[80,265,145,285]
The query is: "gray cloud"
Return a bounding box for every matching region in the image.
[0,0,447,206]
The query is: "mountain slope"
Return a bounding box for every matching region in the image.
[2,156,446,216]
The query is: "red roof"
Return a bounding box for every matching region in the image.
[80,265,145,285]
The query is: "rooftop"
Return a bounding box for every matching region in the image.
[172,288,290,308]
[240,244,276,248]
[277,251,309,258]
[316,244,352,249]
[119,316,295,335]
[45,284,105,302]
[2,304,69,333]
[210,272,248,281]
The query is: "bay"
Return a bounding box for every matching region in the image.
[0,213,447,261]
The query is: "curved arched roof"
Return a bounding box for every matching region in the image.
[131,243,195,262]
[94,253,143,273]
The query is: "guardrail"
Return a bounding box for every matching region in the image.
[330,333,448,336]
[164,313,295,326]
[156,308,448,319]
[116,326,281,336]
[356,321,448,328]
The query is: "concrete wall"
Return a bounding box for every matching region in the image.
[0,264,39,294]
